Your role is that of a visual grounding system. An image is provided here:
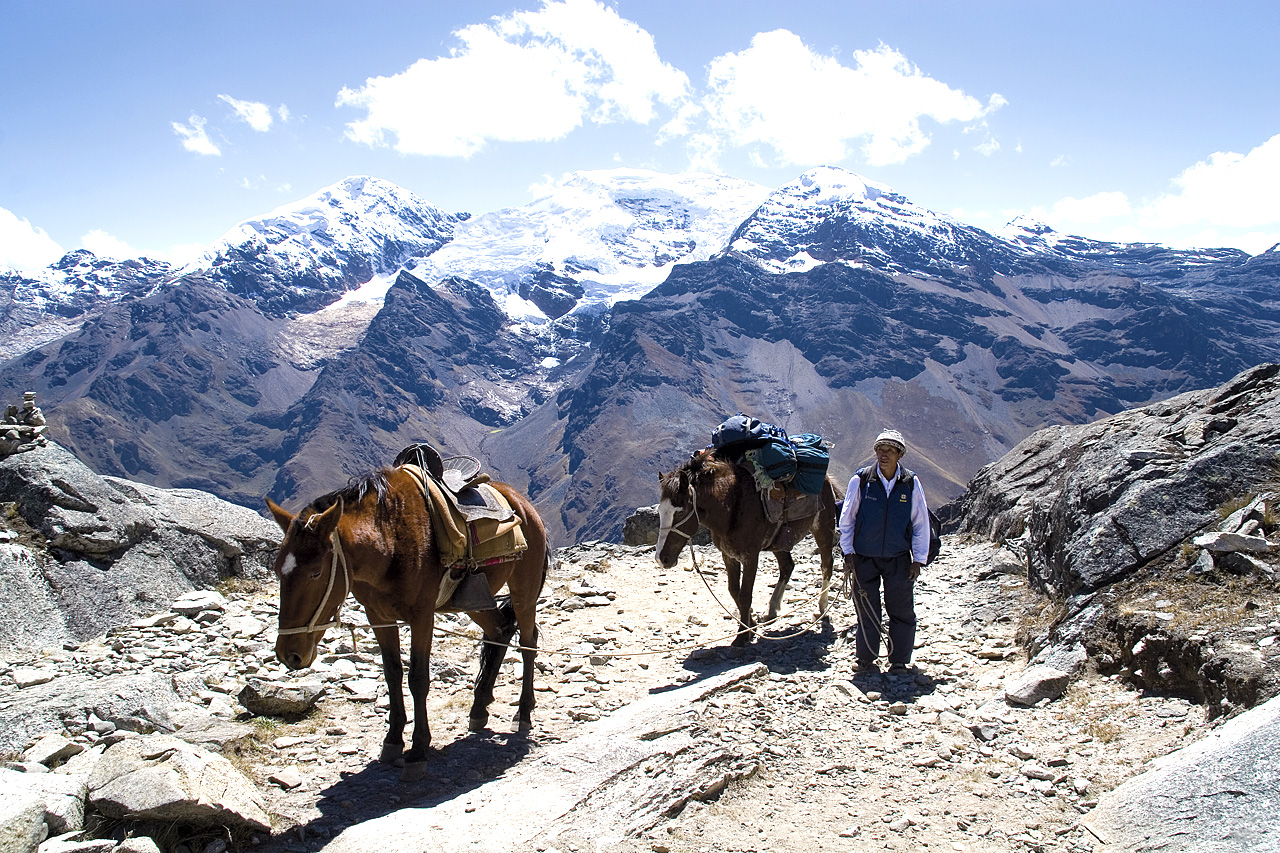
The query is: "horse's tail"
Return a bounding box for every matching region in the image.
[540,549,554,596]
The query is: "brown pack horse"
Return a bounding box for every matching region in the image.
[265,467,548,781]
[656,450,840,647]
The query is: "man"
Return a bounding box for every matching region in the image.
[838,429,930,675]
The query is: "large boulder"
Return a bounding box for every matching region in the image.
[0,768,86,835]
[86,734,270,833]
[1084,692,1280,851]
[952,363,1280,596]
[0,442,280,650]
[0,672,180,756]
[0,782,47,853]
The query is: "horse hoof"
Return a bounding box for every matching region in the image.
[400,761,428,782]
[468,715,489,733]
[379,743,404,764]
[512,716,532,733]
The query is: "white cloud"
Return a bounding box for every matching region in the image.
[1050,155,1070,168]
[1031,136,1280,253]
[1141,134,1280,231]
[974,137,1000,156]
[218,95,274,132]
[699,32,1004,167]
[0,207,64,271]
[277,104,292,123]
[337,0,690,157]
[172,114,221,156]
[79,229,138,260]
[1046,191,1132,223]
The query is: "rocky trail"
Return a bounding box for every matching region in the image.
[5,532,1241,853]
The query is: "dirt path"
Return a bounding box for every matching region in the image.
[241,536,1211,853]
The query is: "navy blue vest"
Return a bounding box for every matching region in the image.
[852,466,915,558]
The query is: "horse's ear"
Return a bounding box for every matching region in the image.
[265,498,294,534]
[307,498,343,539]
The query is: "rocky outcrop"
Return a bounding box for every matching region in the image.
[953,362,1280,596]
[953,363,1280,716]
[86,734,270,832]
[320,664,768,853]
[622,504,710,546]
[0,441,279,651]
[0,672,182,756]
[1084,692,1280,851]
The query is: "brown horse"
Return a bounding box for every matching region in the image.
[265,466,548,781]
[656,450,840,647]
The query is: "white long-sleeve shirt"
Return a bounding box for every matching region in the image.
[838,465,930,563]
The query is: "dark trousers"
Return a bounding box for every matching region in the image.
[851,554,916,665]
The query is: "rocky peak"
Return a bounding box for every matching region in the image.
[0,441,279,652]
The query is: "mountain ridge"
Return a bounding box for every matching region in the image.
[5,167,1280,544]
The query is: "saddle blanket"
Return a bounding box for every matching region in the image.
[400,465,528,570]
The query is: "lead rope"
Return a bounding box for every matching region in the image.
[279,485,841,657]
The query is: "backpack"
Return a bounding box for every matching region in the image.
[711,413,789,450]
[856,465,942,565]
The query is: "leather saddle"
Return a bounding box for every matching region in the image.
[393,443,513,524]
[394,443,522,612]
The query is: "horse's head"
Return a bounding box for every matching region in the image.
[266,496,346,671]
[655,460,700,568]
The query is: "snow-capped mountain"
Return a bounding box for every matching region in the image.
[0,250,173,359]
[408,168,771,327]
[1000,215,1248,277]
[185,176,463,316]
[725,166,1019,279]
[6,165,1280,545]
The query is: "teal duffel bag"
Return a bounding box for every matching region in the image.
[788,433,832,495]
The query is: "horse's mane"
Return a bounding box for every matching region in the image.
[310,469,394,513]
[661,449,737,501]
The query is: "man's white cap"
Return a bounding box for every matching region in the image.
[874,429,906,455]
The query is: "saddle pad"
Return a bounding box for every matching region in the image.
[403,465,527,569]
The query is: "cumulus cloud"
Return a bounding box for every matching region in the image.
[0,207,64,271]
[1026,137,1280,254]
[1140,134,1280,232]
[80,229,139,260]
[337,0,690,157]
[1048,191,1132,223]
[172,114,221,155]
[699,32,1004,167]
[218,95,275,132]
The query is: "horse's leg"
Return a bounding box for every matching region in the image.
[401,611,436,782]
[371,624,406,765]
[817,521,836,620]
[725,554,743,603]
[467,601,518,732]
[732,554,759,647]
[818,480,839,619]
[510,578,541,732]
[768,550,796,622]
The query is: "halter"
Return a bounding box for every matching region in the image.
[276,527,351,637]
[660,481,701,543]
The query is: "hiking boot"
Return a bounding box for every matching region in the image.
[854,659,880,674]
[887,662,913,676]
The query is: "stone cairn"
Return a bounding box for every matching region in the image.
[0,392,48,458]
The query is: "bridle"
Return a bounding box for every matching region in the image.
[276,522,351,638]
[659,477,701,545]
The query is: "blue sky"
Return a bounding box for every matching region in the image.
[2,0,1279,271]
